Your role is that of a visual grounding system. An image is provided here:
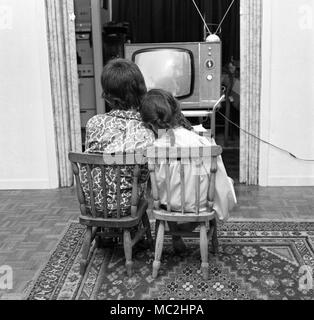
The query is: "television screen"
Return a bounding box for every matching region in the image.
[133,49,193,99]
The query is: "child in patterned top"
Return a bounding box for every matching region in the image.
[80,58,155,217]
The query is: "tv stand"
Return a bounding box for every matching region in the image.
[182,109,216,138]
[182,110,212,117]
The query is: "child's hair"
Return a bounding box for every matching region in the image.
[101,58,147,110]
[140,89,192,136]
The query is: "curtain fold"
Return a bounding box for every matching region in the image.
[240,0,262,185]
[45,0,81,187]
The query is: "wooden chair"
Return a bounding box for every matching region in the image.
[68,152,153,277]
[147,145,222,280]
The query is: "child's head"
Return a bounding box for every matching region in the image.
[141,89,192,136]
[101,58,147,110]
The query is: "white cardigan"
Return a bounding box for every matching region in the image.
[153,127,237,221]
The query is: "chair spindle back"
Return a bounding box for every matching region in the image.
[147,145,222,214]
[69,152,146,219]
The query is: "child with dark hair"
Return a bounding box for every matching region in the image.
[80,58,155,217]
[101,58,147,111]
[140,89,193,135]
[141,89,236,252]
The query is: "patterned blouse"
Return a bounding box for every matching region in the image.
[80,109,155,217]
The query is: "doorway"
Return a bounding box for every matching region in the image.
[70,0,262,185]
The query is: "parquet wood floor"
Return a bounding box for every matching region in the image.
[0,185,313,299]
[0,189,78,299]
[231,185,314,221]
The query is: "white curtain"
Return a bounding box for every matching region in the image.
[45,0,82,187]
[240,0,262,185]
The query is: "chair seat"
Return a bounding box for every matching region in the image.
[152,208,215,222]
[80,199,148,228]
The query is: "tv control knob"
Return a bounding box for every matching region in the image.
[205,59,215,69]
[207,75,213,81]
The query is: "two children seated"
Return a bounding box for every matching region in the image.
[80,58,236,252]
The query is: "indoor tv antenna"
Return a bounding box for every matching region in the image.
[191,0,235,42]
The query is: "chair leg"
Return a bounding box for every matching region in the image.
[200,223,209,280]
[123,229,133,277]
[155,219,160,241]
[95,227,102,249]
[142,212,154,250]
[95,235,102,249]
[152,220,165,279]
[211,219,219,255]
[80,226,92,276]
[147,194,154,217]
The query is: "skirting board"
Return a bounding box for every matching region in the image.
[0,179,58,190]
[262,176,314,187]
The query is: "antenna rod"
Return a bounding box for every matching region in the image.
[215,0,235,34]
[191,0,212,35]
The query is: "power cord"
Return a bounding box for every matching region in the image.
[216,109,314,162]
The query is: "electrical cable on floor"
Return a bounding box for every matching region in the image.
[216,110,314,162]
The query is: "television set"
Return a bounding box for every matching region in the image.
[124,41,221,110]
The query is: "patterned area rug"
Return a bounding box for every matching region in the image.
[26,221,314,300]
